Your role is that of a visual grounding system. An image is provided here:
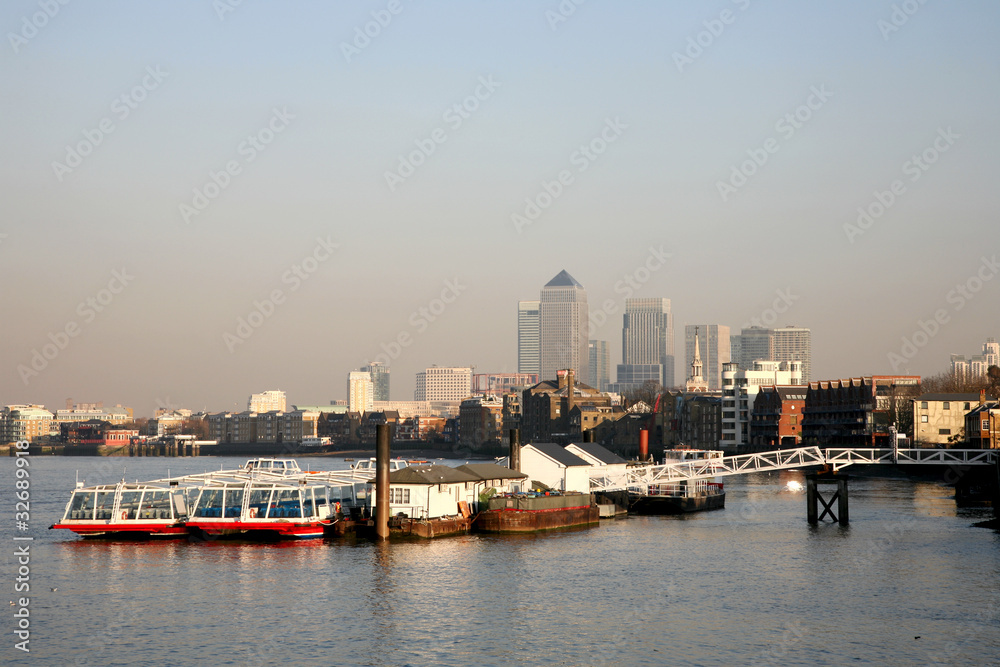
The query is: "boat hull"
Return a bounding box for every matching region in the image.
[474,493,600,533]
[50,522,188,539]
[628,490,725,515]
[186,520,329,540]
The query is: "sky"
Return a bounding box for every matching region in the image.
[2,1,998,415]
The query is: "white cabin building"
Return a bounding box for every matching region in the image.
[520,442,592,493]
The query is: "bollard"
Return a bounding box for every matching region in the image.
[375,423,390,540]
[509,428,521,472]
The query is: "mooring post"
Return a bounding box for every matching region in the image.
[375,423,390,540]
[837,476,849,526]
[807,474,818,525]
[509,428,521,472]
[639,429,649,462]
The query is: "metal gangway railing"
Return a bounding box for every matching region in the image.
[591,447,999,493]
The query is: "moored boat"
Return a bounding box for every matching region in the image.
[50,479,191,539]
[185,476,336,540]
[473,491,599,533]
[628,479,725,514]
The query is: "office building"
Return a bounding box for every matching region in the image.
[415,366,473,402]
[589,340,610,392]
[539,270,589,382]
[517,300,541,375]
[772,326,811,382]
[732,326,774,371]
[362,361,390,401]
[621,297,674,387]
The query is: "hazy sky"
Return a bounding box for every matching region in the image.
[2,1,998,415]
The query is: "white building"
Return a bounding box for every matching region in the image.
[721,360,802,452]
[1,405,55,443]
[414,366,473,402]
[952,337,999,383]
[520,442,592,493]
[348,371,374,414]
[773,326,812,383]
[248,390,286,413]
[565,442,627,488]
[370,465,480,519]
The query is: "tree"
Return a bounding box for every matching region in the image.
[622,380,664,412]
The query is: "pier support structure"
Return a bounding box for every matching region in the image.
[806,473,849,526]
[375,423,390,540]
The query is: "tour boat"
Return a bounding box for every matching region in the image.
[185,476,336,540]
[50,479,192,538]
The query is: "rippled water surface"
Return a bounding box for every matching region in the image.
[3,456,998,666]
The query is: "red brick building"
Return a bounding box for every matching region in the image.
[750,385,807,450]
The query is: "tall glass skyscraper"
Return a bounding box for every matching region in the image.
[772,326,811,382]
[539,270,588,383]
[517,300,540,375]
[621,297,674,388]
[362,361,390,401]
[588,340,610,391]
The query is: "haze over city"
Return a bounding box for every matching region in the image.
[2,1,998,415]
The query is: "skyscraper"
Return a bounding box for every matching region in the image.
[684,325,731,390]
[362,361,390,401]
[248,390,286,412]
[732,326,774,371]
[621,297,674,387]
[517,300,540,375]
[539,270,589,383]
[347,372,373,414]
[588,340,610,392]
[772,326,811,382]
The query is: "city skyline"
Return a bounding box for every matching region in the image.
[3,3,998,412]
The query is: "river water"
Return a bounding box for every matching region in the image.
[2,455,998,666]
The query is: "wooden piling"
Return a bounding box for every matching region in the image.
[807,473,849,526]
[509,428,521,472]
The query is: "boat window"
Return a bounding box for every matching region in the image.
[140,490,174,519]
[195,489,224,517]
[247,488,272,518]
[314,487,328,507]
[95,491,116,520]
[119,490,142,520]
[270,488,301,518]
[224,488,245,518]
[68,491,96,520]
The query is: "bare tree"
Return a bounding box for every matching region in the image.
[622,380,664,412]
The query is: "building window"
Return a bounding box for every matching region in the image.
[390,488,410,504]
[943,402,950,410]
[920,401,928,409]
[939,428,951,436]
[789,416,797,425]
[964,402,971,410]
[921,415,928,423]
[984,420,991,431]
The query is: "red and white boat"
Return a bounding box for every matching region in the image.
[185,475,336,540]
[50,479,191,538]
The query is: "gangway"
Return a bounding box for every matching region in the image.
[591,446,999,493]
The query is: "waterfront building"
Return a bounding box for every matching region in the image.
[721,360,802,452]
[248,390,286,413]
[964,399,1000,448]
[459,395,504,449]
[148,412,186,437]
[621,297,674,387]
[517,300,541,375]
[749,386,808,449]
[912,393,981,446]
[362,362,391,401]
[519,369,611,443]
[801,375,921,447]
[414,366,473,402]
[684,325,730,390]
[1,405,56,443]
[588,340,611,392]
[772,326,812,383]
[348,371,375,414]
[539,270,589,383]
[371,465,480,520]
[519,442,592,493]
[55,405,131,425]
[565,442,628,483]
[472,373,539,398]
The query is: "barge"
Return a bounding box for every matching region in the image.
[473,492,599,533]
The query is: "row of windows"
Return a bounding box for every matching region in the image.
[919,401,972,410]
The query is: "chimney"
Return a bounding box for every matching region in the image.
[981,389,987,406]
[566,369,575,412]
